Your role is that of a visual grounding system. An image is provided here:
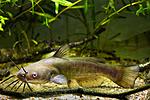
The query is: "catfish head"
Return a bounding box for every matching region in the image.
[17,62,59,84]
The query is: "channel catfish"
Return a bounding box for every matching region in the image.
[16,45,139,89]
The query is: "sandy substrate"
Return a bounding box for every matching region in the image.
[0,77,149,100]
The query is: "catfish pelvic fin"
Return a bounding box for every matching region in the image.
[53,44,69,58]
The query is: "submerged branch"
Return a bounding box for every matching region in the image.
[0,84,150,99]
[0,27,106,64]
[68,27,105,48]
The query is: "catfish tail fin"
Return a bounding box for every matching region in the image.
[116,65,139,88]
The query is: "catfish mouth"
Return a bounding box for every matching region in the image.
[0,67,33,92]
[17,73,27,82]
[17,70,49,84]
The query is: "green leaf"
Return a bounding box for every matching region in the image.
[71,5,92,9]
[13,41,22,49]
[6,0,11,2]
[105,0,116,14]
[48,17,56,23]
[6,11,13,18]
[0,16,8,24]
[109,0,116,11]
[0,16,8,31]
[52,0,73,14]
[30,11,54,19]
[0,23,3,31]
[84,0,88,14]
[51,0,73,6]
[8,28,11,36]
[55,2,59,14]
[136,4,145,16]
[30,0,35,15]
[31,39,38,45]
[146,1,150,14]
[0,9,4,13]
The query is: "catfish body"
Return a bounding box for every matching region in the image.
[17,45,139,88]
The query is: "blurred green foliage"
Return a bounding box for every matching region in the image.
[0,0,150,60]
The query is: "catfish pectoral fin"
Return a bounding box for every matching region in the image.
[115,65,139,88]
[50,75,67,84]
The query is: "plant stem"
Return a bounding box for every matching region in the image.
[95,1,144,31]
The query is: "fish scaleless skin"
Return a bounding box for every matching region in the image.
[16,45,139,88]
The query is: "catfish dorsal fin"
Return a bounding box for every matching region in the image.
[53,44,69,57]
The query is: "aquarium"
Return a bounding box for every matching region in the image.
[0,0,150,99]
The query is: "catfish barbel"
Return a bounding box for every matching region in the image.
[1,45,140,91]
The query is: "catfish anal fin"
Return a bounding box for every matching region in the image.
[73,75,107,88]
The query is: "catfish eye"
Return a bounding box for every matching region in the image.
[32,72,38,78]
